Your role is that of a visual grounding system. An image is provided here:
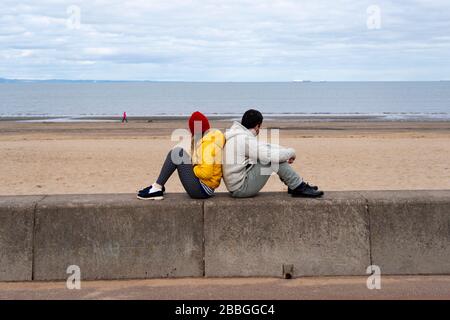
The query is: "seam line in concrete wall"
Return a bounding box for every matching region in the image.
[359,193,373,267]
[202,201,206,277]
[31,195,47,281]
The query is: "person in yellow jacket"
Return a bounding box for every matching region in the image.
[137,111,225,200]
[192,128,225,189]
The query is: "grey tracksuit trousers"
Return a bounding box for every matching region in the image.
[231,162,303,198]
[156,147,211,199]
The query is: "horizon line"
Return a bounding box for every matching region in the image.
[1,78,450,83]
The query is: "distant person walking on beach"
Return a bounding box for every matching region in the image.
[122,111,128,123]
[222,109,324,198]
[137,111,225,200]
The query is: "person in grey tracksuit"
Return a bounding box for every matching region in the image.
[222,109,323,198]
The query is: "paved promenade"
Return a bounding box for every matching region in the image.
[1,276,449,300]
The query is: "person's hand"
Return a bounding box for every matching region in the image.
[288,156,296,164]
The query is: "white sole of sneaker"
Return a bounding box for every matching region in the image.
[136,195,164,200]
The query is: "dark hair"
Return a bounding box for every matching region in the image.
[241,109,263,129]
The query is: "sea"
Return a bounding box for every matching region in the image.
[1,81,449,121]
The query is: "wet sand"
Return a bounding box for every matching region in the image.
[1,120,449,195]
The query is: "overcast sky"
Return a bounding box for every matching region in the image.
[1,0,449,81]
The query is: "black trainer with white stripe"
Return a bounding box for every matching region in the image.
[137,185,165,200]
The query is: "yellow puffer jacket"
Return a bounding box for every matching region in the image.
[192,129,225,189]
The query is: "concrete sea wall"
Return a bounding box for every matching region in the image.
[0,191,449,281]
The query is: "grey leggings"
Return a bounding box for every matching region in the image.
[156,147,210,199]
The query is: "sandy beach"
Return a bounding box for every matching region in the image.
[1,119,450,196]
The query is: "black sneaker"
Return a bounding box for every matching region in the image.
[137,185,165,200]
[138,185,165,195]
[290,182,324,198]
[288,182,318,194]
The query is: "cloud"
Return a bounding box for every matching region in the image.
[0,0,449,80]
